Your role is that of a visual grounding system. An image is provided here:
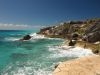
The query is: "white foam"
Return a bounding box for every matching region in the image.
[48,45,94,58]
[30,33,63,41]
[2,63,52,75]
[30,33,46,40]
[4,37,20,41]
[10,68,52,75]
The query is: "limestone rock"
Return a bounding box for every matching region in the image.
[53,55,100,75]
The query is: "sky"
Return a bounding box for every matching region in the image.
[0,0,100,30]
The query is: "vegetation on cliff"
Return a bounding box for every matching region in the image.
[39,18,100,43]
[38,18,100,54]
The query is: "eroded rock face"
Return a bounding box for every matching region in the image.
[38,18,100,42]
[83,22,100,43]
[87,31,100,43]
[85,22,100,34]
[38,27,52,34]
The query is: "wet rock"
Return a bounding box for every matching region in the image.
[55,64,59,69]
[68,40,76,46]
[20,35,31,41]
[93,49,99,54]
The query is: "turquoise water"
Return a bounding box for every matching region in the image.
[0,30,93,75]
[0,30,65,75]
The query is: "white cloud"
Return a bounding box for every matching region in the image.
[0,23,46,30]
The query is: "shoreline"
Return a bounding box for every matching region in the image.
[21,32,100,75]
[53,55,100,75]
[36,18,100,75]
[19,18,100,75]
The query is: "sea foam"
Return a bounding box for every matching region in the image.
[48,45,94,58]
[30,33,63,41]
[30,33,46,40]
[1,61,52,75]
[4,37,20,41]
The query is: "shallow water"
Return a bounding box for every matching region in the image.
[0,30,93,75]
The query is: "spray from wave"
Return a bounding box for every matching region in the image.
[4,33,63,42]
[30,33,46,40]
[48,45,94,58]
[30,33,63,40]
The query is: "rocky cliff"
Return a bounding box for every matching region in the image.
[38,18,100,54]
[38,18,100,43]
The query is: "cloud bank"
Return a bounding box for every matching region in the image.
[0,23,45,30]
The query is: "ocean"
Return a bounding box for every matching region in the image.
[0,30,93,75]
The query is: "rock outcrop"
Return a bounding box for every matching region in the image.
[75,41,100,54]
[83,22,100,43]
[83,31,100,43]
[53,55,100,75]
[20,35,31,41]
[38,18,100,43]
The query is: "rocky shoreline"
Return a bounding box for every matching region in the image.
[37,18,100,75]
[20,18,100,75]
[53,55,100,75]
[37,18,100,54]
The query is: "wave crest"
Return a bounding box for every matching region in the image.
[48,45,94,58]
[30,33,46,40]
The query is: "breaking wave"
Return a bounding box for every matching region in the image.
[4,33,63,42]
[48,45,94,58]
[30,33,63,40]
[4,37,20,41]
[1,61,52,75]
[30,33,46,40]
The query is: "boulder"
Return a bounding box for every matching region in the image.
[23,35,31,40]
[20,35,31,41]
[68,40,76,46]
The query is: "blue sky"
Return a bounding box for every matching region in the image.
[0,0,100,29]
